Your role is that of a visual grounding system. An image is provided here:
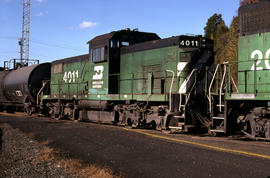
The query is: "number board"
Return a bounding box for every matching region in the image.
[179,36,201,48]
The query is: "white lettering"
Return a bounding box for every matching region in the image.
[63,70,79,83]
[92,81,104,85]
[251,50,263,71]
[265,49,270,70]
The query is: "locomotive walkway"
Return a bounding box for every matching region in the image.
[1,113,270,177]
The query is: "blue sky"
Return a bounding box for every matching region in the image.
[0,0,239,64]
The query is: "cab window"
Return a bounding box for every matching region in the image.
[121,41,129,46]
[53,63,63,74]
[90,47,105,62]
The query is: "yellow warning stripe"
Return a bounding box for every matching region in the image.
[123,128,270,160]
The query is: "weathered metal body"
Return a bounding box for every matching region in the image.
[42,29,214,131]
[49,54,89,100]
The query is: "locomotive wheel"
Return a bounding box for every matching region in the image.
[150,121,157,129]
[131,120,139,128]
[48,107,57,119]
[155,119,164,131]
[246,113,260,138]
[265,121,270,140]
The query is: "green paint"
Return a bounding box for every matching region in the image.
[227,32,270,101]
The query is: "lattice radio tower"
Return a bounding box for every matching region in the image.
[19,0,30,64]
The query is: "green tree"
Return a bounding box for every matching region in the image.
[204,14,229,63]
[224,17,239,83]
[204,13,223,40]
[214,20,229,63]
[204,14,239,84]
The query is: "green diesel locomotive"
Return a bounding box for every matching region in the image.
[4,1,270,140]
[41,29,214,131]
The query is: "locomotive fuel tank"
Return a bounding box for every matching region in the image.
[1,63,51,105]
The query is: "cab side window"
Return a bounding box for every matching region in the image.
[53,63,63,74]
[90,47,105,62]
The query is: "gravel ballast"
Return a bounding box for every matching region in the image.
[0,123,115,178]
[0,123,69,177]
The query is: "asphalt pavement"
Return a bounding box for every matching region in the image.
[1,114,270,178]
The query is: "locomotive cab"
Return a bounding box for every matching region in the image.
[87,29,160,95]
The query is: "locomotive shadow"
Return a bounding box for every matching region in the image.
[0,128,2,151]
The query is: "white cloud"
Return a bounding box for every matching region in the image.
[36,12,43,16]
[79,21,98,29]
[37,0,45,3]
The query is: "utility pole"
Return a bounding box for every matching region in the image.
[19,0,30,64]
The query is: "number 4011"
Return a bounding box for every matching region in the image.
[63,70,79,83]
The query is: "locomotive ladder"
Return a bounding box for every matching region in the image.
[208,64,226,133]
[167,69,197,130]
[208,63,239,133]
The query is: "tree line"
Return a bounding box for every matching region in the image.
[203,0,260,81]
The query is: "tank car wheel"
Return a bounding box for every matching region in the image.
[24,105,32,116]
[26,109,32,116]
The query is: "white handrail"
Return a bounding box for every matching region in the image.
[219,65,227,112]
[231,76,239,93]
[37,81,49,106]
[166,70,175,112]
[208,64,220,113]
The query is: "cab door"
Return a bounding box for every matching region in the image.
[89,46,109,95]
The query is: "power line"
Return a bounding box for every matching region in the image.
[0,51,19,54]
[30,39,86,52]
[0,36,87,52]
[29,50,60,60]
[0,36,19,40]
[31,38,85,49]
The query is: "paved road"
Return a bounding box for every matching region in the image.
[1,114,270,178]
